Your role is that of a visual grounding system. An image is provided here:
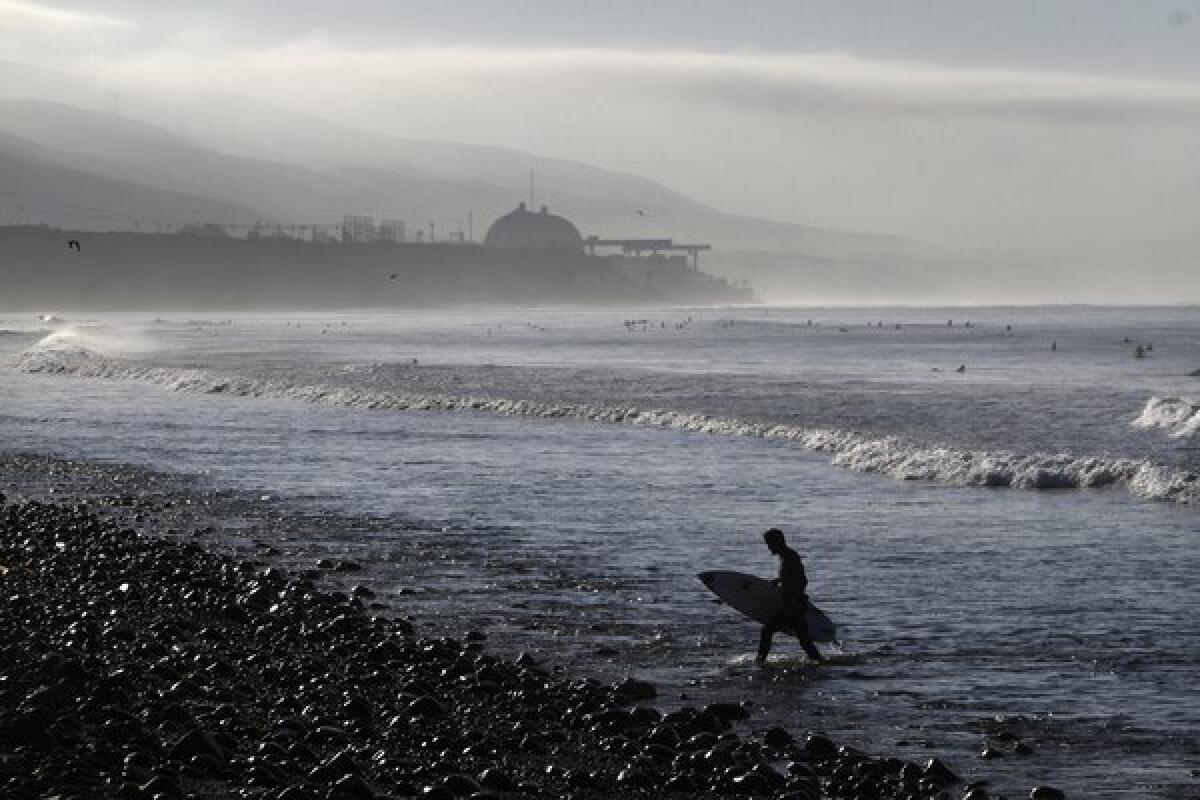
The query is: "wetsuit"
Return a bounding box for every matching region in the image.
[758,544,822,662]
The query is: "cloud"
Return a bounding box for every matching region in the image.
[8,39,1199,277]
[0,0,127,29]
[77,43,1200,124]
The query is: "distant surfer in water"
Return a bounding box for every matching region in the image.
[758,528,823,665]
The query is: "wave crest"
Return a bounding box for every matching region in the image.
[12,347,1200,507]
[1133,396,1200,439]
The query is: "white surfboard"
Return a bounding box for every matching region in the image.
[698,570,838,643]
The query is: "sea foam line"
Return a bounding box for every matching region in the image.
[11,347,1199,507]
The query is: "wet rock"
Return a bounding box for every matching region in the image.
[476,768,517,792]
[615,677,656,701]
[922,757,960,785]
[404,695,447,719]
[803,733,838,760]
[278,788,317,800]
[647,724,681,748]
[1030,787,1066,800]
[703,702,749,722]
[168,729,225,765]
[730,770,773,794]
[664,774,696,793]
[763,725,793,750]
[139,774,183,797]
[439,773,481,796]
[186,753,223,778]
[778,791,820,800]
[689,710,727,735]
[326,773,375,799]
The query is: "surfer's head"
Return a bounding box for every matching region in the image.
[763,527,786,553]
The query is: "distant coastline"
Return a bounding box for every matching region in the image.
[0,225,754,311]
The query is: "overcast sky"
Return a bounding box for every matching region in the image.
[3,0,1200,272]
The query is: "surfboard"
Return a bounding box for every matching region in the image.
[698,570,838,643]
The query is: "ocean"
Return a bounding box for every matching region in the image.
[1,306,1197,798]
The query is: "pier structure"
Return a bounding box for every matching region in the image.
[584,236,711,272]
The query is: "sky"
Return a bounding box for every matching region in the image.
[2,0,1200,274]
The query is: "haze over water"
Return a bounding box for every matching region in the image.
[2,306,1198,798]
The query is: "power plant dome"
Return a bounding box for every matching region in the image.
[484,203,584,251]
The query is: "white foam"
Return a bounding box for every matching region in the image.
[1132,396,1200,439]
[30,324,160,357]
[11,348,1200,507]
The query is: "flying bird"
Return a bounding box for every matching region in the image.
[635,209,646,216]
[66,239,81,252]
[389,273,398,280]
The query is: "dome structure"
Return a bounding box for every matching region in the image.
[484,203,584,251]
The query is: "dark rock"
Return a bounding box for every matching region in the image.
[168,729,225,765]
[440,774,481,796]
[730,771,772,795]
[703,702,749,722]
[186,753,223,779]
[1030,788,1066,800]
[763,725,793,749]
[139,775,182,797]
[477,768,517,792]
[615,678,656,701]
[278,788,317,800]
[405,695,447,719]
[803,733,838,760]
[922,757,960,785]
[322,748,362,776]
[330,773,375,799]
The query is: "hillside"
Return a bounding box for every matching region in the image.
[0,132,259,229]
[0,60,1033,302]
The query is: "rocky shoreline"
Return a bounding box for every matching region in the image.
[0,460,1062,800]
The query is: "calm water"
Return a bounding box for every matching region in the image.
[1,307,1197,797]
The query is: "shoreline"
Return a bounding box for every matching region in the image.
[0,453,1029,800]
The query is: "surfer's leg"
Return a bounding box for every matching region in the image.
[757,613,784,664]
[799,637,823,662]
[791,597,823,662]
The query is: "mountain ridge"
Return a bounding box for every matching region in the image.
[0,60,1039,301]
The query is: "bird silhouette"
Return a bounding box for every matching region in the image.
[66,239,81,252]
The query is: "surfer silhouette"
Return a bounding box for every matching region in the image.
[758,528,823,665]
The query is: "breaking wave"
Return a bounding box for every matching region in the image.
[12,347,1199,507]
[29,324,160,356]
[1133,396,1200,439]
